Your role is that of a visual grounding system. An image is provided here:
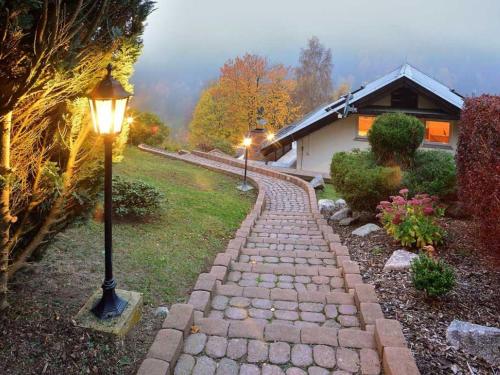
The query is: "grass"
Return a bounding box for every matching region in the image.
[317,183,340,201]
[51,146,255,305]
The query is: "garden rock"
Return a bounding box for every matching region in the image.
[330,207,351,222]
[309,175,325,190]
[446,320,500,365]
[339,216,358,226]
[334,199,347,208]
[383,250,418,272]
[178,149,190,155]
[318,199,336,216]
[352,223,381,237]
[154,306,170,317]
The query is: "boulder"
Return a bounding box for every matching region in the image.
[318,199,336,216]
[178,149,190,155]
[383,250,418,272]
[154,306,170,317]
[330,207,351,222]
[339,216,359,226]
[309,175,325,190]
[446,320,500,365]
[352,223,381,237]
[334,198,347,208]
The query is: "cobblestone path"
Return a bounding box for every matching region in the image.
[137,147,420,375]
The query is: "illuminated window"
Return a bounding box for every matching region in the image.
[425,121,450,144]
[358,116,376,137]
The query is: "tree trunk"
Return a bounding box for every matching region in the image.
[0,110,12,311]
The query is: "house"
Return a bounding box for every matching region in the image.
[261,64,464,174]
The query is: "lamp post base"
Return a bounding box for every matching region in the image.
[91,286,128,320]
[237,182,254,192]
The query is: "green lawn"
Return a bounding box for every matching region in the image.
[53,147,255,305]
[317,183,340,201]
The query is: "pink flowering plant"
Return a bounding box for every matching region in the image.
[377,188,446,248]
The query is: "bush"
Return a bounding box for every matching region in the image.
[456,95,500,252]
[331,150,401,211]
[403,150,456,199]
[368,113,424,166]
[377,189,446,248]
[128,111,170,146]
[410,254,455,297]
[112,176,164,219]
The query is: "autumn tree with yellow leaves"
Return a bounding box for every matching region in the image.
[189,54,299,153]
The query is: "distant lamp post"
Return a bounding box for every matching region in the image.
[266,132,275,142]
[126,116,134,125]
[238,136,253,192]
[88,64,132,319]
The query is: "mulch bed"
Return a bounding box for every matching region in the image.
[332,217,500,375]
[0,245,162,375]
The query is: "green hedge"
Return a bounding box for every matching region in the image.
[330,150,401,211]
[403,150,456,198]
[368,113,424,167]
[112,176,164,219]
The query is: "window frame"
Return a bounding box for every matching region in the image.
[423,119,452,146]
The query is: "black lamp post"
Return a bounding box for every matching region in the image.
[88,64,132,319]
[237,135,253,191]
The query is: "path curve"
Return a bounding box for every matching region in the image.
[136,146,420,375]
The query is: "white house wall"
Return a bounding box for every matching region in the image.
[296,115,458,174]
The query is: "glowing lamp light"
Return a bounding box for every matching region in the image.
[243,137,252,147]
[88,64,132,135]
[266,132,275,142]
[126,116,134,125]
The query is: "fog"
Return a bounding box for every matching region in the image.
[131,0,500,133]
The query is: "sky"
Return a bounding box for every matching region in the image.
[131,0,500,134]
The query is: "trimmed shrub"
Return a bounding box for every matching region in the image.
[368,113,424,166]
[456,95,500,252]
[377,189,446,248]
[403,150,456,199]
[331,150,401,211]
[112,176,164,219]
[410,254,455,298]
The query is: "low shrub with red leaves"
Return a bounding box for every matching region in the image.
[456,95,500,253]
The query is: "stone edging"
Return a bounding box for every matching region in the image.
[136,145,421,375]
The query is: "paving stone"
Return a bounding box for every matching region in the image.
[184,333,207,355]
[338,315,360,327]
[269,342,291,364]
[247,340,269,362]
[274,301,298,310]
[324,305,338,319]
[225,307,248,320]
[227,338,247,360]
[229,321,265,340]
[137,358,170,375]
[360,348,381,375]
[188,291,211,314]
[205,336,228,358]
[286,368,307,375]
[249,307,273,319]
[244,286,271,299]
[301,326,338,346]
[229,296,251,308]
[307,367,329,375]
[291,344,313,367]
[240,364,261,375]
[198,318,230,337]
[162,304,194,337]
[252,298,273,309]
[275,309,300,320]
[212,295,229,310]
[271,288,297,301]
[174,354,195,375]
[148,329,183,363]
[299,302,324,312]
[313,345,336,368]
[262,364,285,375]
[300,312,326,323]
[338,304,357,315]
[216,358,239,375]
[336,347,360,372]
[192,355,216,375]
[265,323,301,343]
[338,328,376,349]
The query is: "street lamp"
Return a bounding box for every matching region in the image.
[238,136,253,192]
[266,132,275,142]
[88,64,132,319]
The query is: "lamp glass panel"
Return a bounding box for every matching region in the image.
[89,98,128,134]
[425,121,450,144]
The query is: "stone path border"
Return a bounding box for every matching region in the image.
[136,145,420,375]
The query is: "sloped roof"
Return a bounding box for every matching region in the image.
[263,64,464,151]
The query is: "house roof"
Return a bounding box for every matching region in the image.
[262,64,464,153]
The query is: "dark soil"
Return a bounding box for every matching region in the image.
[332,217,500,375]
[0,241,162,375]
